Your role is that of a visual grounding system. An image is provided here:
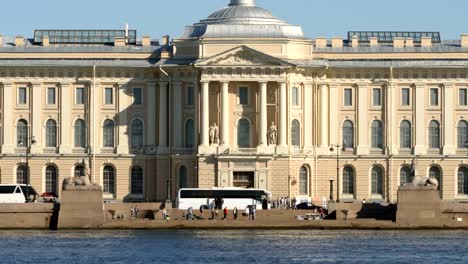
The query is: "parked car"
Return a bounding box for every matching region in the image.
[40,192,58,203]
[0,184,38,203]
[296,202,325,211]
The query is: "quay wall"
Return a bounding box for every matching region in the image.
[0,203,54,229]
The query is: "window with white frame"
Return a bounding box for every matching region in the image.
[342,120,354,149]
[371,166,384,195]
[372,88,382,107]
[371,120,383,149]
[457,120,468,149]
[430,88,439,106]
[343,166,355,195]
[344,88,353,106]
[75,87,85,105]
[292,87,299,106]
[47,87,56,105]
[401,88,410,106]
[104,88,113,105]
[400,120,412,149]
[459,88,467,106]
[45,119,57,148]
[429,120,440,149]
[18,87,27,105]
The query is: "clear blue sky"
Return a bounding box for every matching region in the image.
[1,0,467,41]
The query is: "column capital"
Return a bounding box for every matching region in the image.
[258,81,268,84]
[158,81,169,87]
[200,80,210,85]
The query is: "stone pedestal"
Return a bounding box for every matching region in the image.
[396,186,442,226]
[58,189,105,228]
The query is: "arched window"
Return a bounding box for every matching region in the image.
[371,166,384,195]
[457,120,468,149]
[343,166,354,195]
[131,166,143,195]
[458,167,468,195]
[46,119,57,148]
[400,166,412,186]
[429,120,440,149]
[299,166,308,195]
[400,120,412,149]
[291,120,301,148]
[17,119,28,147]
[131,119,144,149]
[371,120,383,149]
[45,165,58,194]
[103,119,115,148]
[237,119,250,148]
[74,165,84,177]
[343,120,354,149]
[16,165,28,184]
[103,166,115,196]
[429,166,441,191]
[74,119,86,148]
[179,166,188,189]
[185,119,195,148]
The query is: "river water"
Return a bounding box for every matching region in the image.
[1,230,467,263]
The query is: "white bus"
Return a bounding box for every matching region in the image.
[178,188,272,210]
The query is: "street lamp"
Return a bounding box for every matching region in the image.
[18,136,37,203]
[329,143,346,202]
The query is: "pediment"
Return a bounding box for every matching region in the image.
[196,46,294,68]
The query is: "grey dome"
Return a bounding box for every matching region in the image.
[179,0,305,39]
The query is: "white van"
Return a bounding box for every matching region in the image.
[0,184,38,203]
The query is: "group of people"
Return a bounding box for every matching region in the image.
[130,206,139,220]
[272,197,295,209]
[244,206,257,220]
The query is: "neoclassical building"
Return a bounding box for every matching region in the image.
[1,0,468,202]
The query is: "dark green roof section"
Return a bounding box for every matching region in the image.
[33,30,137,44]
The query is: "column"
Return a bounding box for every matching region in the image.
[304,84,313,149]
[258,81,268,147]
[200,81,210,147]
[319,84,329,149]
[329,84,339,148]
[443,83,456,155]
[157,82,168,153]
[59,83,72,153]
[414,83,426,155]
[173,82,183,148]
[1,84,15,153]
[357,83,369,155]
[220,81,229,146]
[146,82,157,146]
[279,82,287,147]
[31,83,42,153]
[117,83,129,154]
[193,82,199,147]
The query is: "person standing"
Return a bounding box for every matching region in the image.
[210,204,215,220]
[251,207,256,220]
[199,205,205,219]
[233,207,238,220]
[134,206,139,219]
[223,207,228,220]
[245,206,250,220]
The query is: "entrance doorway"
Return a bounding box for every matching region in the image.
[233,172,255,188]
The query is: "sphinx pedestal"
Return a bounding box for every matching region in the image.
[396,186,442,226]
[58,189,105,228]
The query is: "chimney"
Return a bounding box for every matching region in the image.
[15,36,25,47]
[370,37,378,47]
[43,36,50,47]
[162,35,170,46]
[315,37,327,48]
[421,37,432,47]
[331,37,343,48]
[351,35,359,48]
[461,33,468,48]
[0,35,3,46]
[405,38,414,48]
[142,36,151,47]
[114,37,126,47]
[393,37,404,48]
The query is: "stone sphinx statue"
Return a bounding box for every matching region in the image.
[62,158,101,191]
[408,176,439,189]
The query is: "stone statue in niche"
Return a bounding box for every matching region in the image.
[209,123,219,145]
[268,122,277,145]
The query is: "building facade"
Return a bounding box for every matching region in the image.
[1,0,468,202]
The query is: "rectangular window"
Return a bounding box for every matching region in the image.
[104,88,113,105]
[76,88,85,105]
[459,88,467,106]
[292,87,299,106]
[133,88,142,105]
[373,88,382,106]
[239,87,248,105]
[344,88,353,106]
[186,86,194,106]
[47,87,56,105]
[430,88,439,106]
[401,88,410,106]
[18,87,27,105]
